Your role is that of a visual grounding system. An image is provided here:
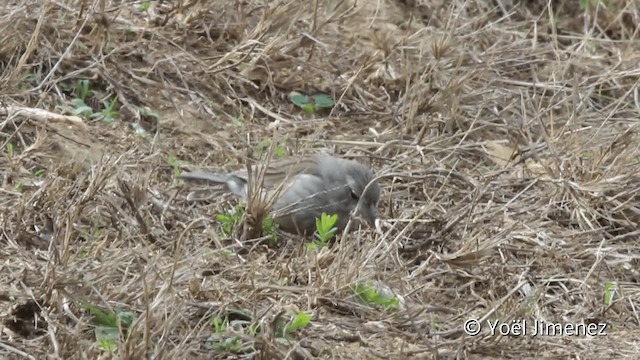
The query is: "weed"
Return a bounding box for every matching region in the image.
[351,283,400,312]
[307,212,338,251]
[167,156,182,180]
[603,282,615,306]
[205,314,254,353]
[289,92,334,114]
[254,139,285,158]
[57,80,120,123]
[215,204,245,237]
[80,303,135,352]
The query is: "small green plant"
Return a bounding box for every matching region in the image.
[59,81,72,92]
[307,212,338,251]
[59,98,93,118]
[261,215,279,242]
[74,79,91,101]
[215,204,245,237]
[351,283,400,312]
[284,311,311,334]
[75,227,103,258]
[231,115,243,127]
[603,281,615,306]
[18,73,38,91]
[167,156,182,180]
[14,182,25,192]
[33,169,46,177]
[216,203,278,240]
[6,143,14,156]
[92,96,119,123]
[289,92,334,114]
[206,315,254,353]
[206,310,309,352]
[254,139,285,158]
[255,139,271,156]
[80,303,135,352]
[135,1,152,11]
[219,249,235,257]
[272,311,311,338]
[57,79,120,123]
[211,316,227,333]
[138,106,160,120]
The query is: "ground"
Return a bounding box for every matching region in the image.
[1,0,639,358]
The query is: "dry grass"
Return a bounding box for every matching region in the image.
[1,0,640,358]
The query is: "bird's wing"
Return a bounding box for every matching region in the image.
[236,156,319,189]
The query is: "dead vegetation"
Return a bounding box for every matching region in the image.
[1,0,639,358]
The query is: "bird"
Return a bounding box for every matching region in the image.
[180,153,380,235]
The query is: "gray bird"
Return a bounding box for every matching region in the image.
[180,153,380,235]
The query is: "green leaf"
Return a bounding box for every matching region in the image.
[74,79,91,100]
[103,96,119,113]
[603,282,615,306]
[289,92,310,107]
[80,303,117,327]
[69,98,93,116]
[139,107,160,120]
[215,214,233,224]
[312,94,334,109]
[211,316,227,333]
[23,73,37,82]
[14,182,24,192]
[316,213,337,235]
[285,312,311,334]
[80,303,135,330]
[352,284,400,312]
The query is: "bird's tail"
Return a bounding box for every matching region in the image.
[180,171,247,199]
[180,171,231,184]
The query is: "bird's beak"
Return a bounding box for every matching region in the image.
[363,207,377,227]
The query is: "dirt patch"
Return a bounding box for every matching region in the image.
[1,0,639,358]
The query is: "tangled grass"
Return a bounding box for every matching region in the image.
[1,0,639,358]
